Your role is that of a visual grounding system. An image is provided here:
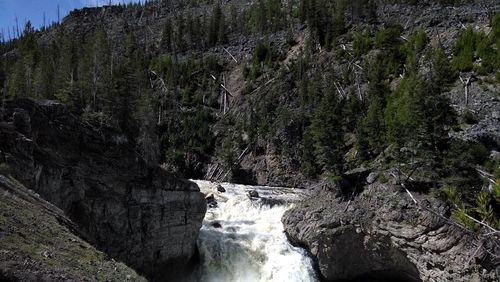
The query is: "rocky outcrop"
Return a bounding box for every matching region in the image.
[0,174,146,282]
[0,99,207,280]
[282,180,500,281]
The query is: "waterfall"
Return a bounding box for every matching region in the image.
[191,180,318,282]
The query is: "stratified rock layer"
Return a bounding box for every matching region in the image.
[282,181,499,282]
[0,99,207,280]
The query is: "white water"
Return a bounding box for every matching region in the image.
[191,180,318,282]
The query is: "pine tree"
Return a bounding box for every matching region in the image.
[357,95,386,160]
[160,19,173,52]
[309,85,344,175]
[385,73,455,156]
[430,45,454,91]
[79,29,112,111]
[208,4,222,46]
[54,31,78,104]
[33,49,54,99]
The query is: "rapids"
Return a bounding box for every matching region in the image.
[190,180,318,282]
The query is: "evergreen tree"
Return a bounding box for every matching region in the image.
[357,95,386,160]
[79,29,112,111]
[54,31,78,105]
[430,45,454,92]
[160,19,173,52]
[308,85,344,175]
[33,48,54,99]
[208,4,223,46]
[385,73,455,157]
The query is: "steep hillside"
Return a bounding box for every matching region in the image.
[0,175,146,281]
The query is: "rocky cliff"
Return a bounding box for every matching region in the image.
[0,99,207,280]
[0,174,146,281]
[282,176,500,282]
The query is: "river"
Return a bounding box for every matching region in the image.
[189,180,318,282]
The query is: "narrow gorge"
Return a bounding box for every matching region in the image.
[1,0,499,281]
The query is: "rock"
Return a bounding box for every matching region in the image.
[0,99,206,280]
[12,109,31,136]
[217,185,226,193]
[490,150,500,160]
[282,186,499,282]
[206,194,218,208]
[366,172,378,184]
[0,175,146,282]
[248,190,259,198]
[211,221,222,228]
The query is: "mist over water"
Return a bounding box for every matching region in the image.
[191,180,318,282]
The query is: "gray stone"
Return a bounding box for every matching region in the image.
[248,190,259,198]
[0,99,206,281]
[366,172,378,184]
[217,184,226,193]
[282,184,499,282]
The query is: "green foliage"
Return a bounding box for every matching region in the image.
[375,25,403,50]
[245,0,287,34]
[208,4,227,46]
[249,40,279,79]
[461,109,478,124]
[442,185,460,205]
[494,181,500,203]
[0,163,11,176]
[300,0,347,48]
[353,30,372,59]
[450,22,499,75]
[451,27,479,72]
[357,95,386,160]
[475,13,500,74]
[385,73,454,155]
[476,191,495,225]
[453,205,476,229]
[402,29,428,73]
[307,84,344,175]
[430,45,454,90]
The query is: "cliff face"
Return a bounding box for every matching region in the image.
[0,175,146,282]
[0,99,207,280]
[282,177,500,282]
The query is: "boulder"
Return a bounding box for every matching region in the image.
[248,190,259,198]
[206,194,218,208]
[366,172,378,184]
[217,184,226,193]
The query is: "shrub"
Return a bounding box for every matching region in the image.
[353,30,372,59]
[374,25,403,50]
[0,163,11,176]
[462,110,478,124]
[451,27,479,72]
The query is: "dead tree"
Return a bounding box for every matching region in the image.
[149,70,171,125]
[459,74,473,107]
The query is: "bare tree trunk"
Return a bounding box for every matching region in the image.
[223,74,227,114]
[1,82,5,121]
[92,53,98,111]
[459,75,472,107]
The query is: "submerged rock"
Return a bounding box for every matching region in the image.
[248,190,259,198]
[206,194,218,208]
[217,184,226,193]
[211,221,222,228]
